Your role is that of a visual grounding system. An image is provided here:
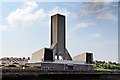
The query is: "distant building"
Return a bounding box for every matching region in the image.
[0,57,30,65]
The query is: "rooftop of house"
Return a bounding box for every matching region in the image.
[0,57,30,61]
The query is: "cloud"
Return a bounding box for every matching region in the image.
[96,8,116,20]
[7,1,46,27]
[0,24,7,32]
[77,2,118,21]
[2,1,73,32]
[49,7,70,17]
[91,33,101,38]
[91,0,119,2]
[48,7,71,27]
[92,0,112,2]
[72,21,94,30]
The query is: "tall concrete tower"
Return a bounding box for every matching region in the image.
[50,14,72,60]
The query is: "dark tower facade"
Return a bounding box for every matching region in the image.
[50,14,72,60]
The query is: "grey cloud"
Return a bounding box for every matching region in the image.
[77,2,118,21]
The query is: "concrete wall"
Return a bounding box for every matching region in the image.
[73,53,86,62]
[31,48,44,61]
[51,15,57,45]
[31,48,54,62]
[51,14,72,60]
[51,14,65,57]
[26,62,93,71]
[74,64,93,70]
[73,52,93,64]
[2,72,120,80]
[41,63,66,70]
[57,15,65,56]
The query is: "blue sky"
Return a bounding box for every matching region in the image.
[0,0,119,62]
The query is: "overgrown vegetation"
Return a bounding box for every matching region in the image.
[93,60,120,70]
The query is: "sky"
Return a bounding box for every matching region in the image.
[0,0,119,62]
